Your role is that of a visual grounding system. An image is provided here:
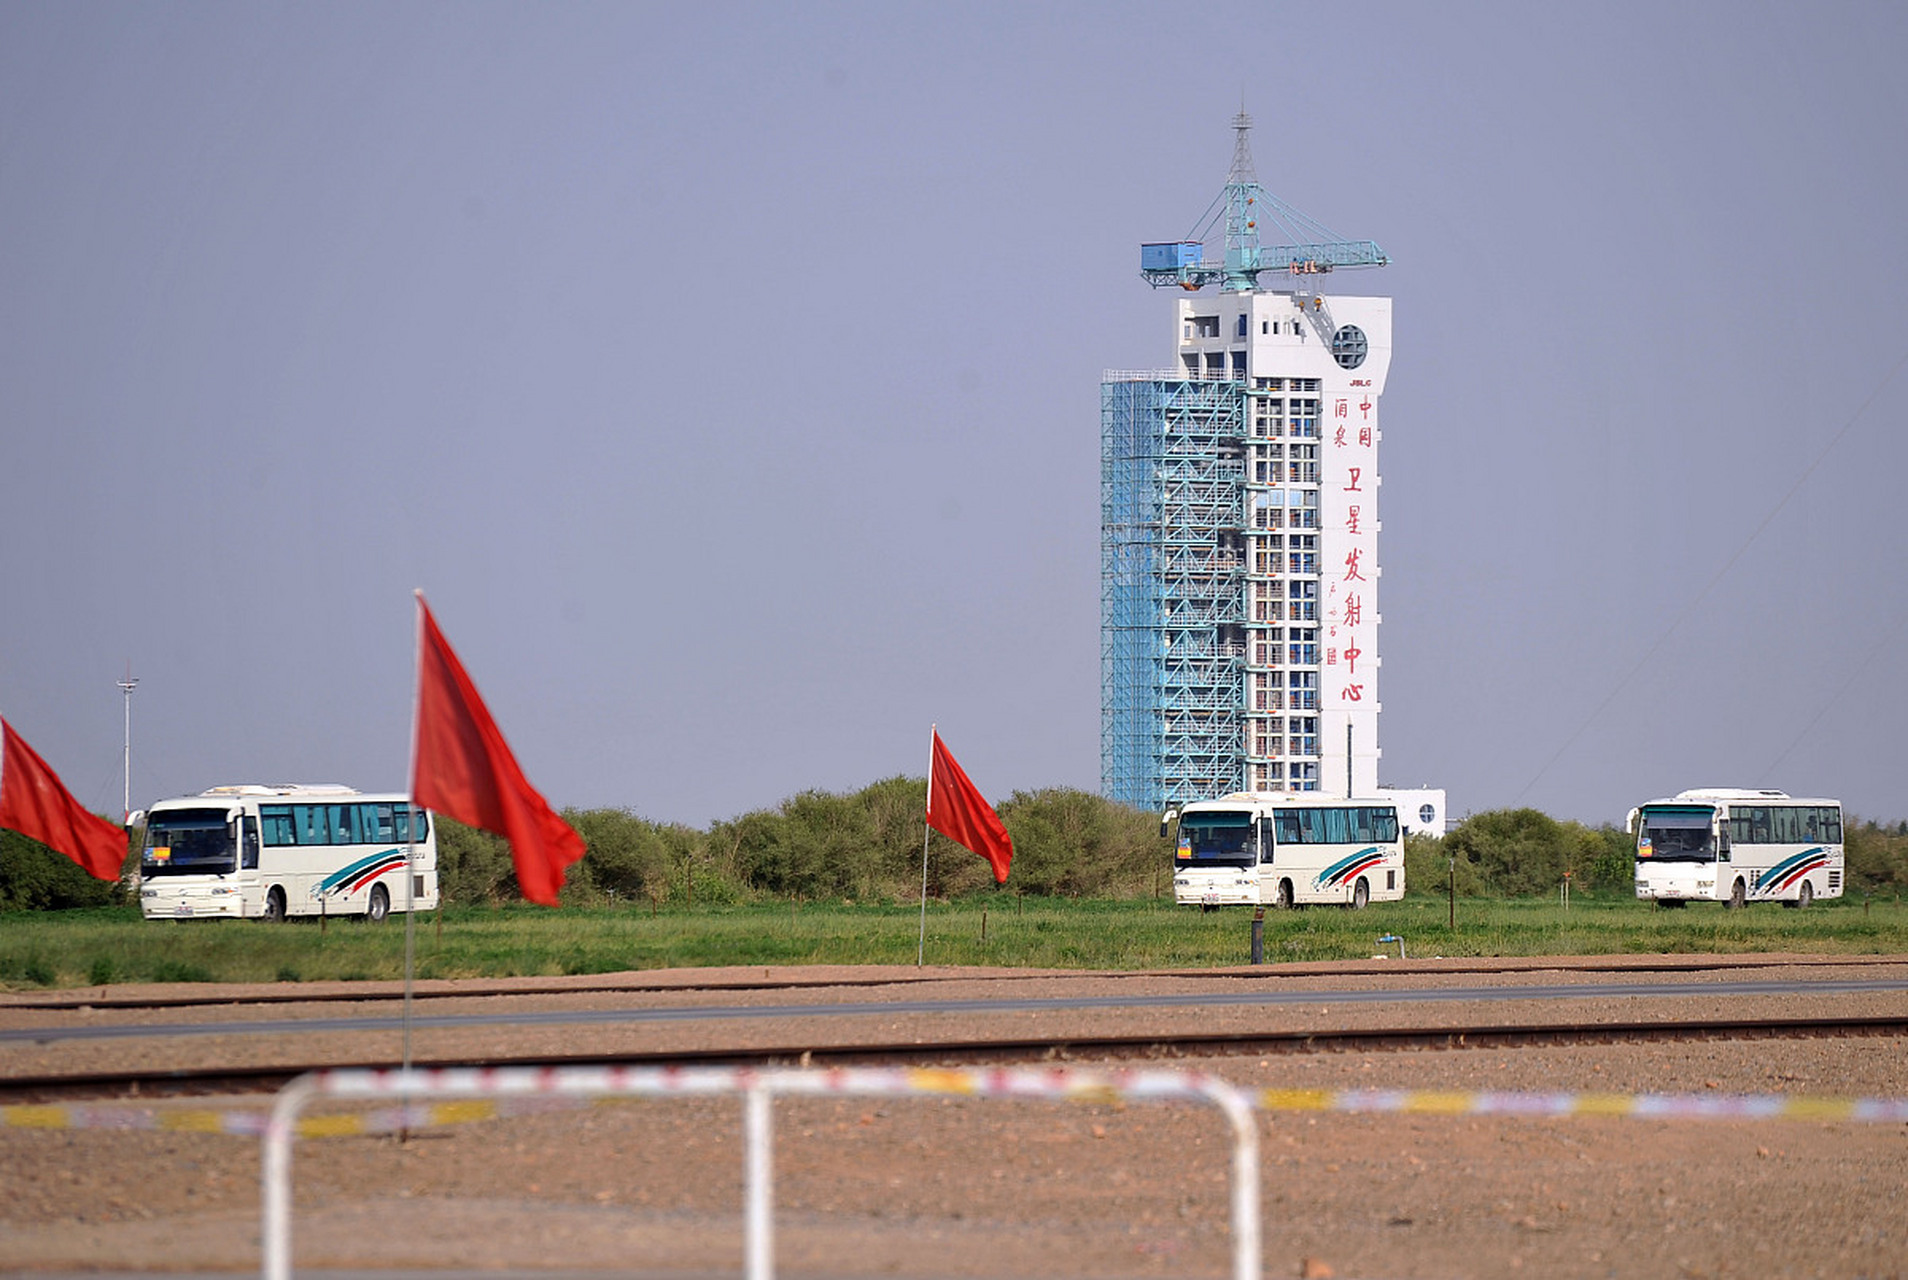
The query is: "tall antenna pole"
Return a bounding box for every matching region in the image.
[1222,108,1263,292]
[117,664,139,821]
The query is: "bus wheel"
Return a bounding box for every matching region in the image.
[1350,878,1370,910]
[1726,879,1746,910]
[367,884,391,923]
[1795,881,1813,909]
[1276,879,1294,910]
[263,887,287,923]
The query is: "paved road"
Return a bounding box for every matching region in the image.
[7,975,1906,1044]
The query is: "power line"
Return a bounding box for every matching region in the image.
[1760,605,1908,786]
[1513,344,1908,804]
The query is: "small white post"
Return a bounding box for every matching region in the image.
[1210,1081,1261,1280]
[745,1081,774,1280]
[261,1075,318,1280]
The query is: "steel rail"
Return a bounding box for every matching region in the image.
[5,954,1898,1012]
[6,1011,1905,1103]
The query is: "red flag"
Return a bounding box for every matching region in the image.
[927,730,1013,884]
[410,594,585,906]
[0,719,127,881]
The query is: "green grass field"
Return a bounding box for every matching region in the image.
[3,893,1906,989]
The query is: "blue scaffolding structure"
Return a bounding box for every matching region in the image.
[1106,111,1388,816]
[1101,375,1247,813]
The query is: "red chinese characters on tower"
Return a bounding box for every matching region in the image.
[1322,384,1377,714]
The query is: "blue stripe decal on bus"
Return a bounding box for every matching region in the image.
[313,849,407,899]
[1312,847,1382,890]
[1753,847,1826,896]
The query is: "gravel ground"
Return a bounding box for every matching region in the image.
[3,958,1905,1279]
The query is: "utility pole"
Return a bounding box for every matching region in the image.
[117,665,138,821]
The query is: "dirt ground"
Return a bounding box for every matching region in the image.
[2,961,1906,1279]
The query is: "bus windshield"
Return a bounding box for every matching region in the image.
[1177,811,1257,866]
[142,808,236,877]
[1637,806,1715,862]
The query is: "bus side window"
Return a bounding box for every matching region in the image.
[294,805,324,845]
[259,806,295,846]
[395,805,430,843]
[242,817,260,869]
[1257,818,1272,864]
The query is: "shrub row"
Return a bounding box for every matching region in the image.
[441,780,1165,906]
[6,792,1906,911]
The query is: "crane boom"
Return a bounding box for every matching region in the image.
[1141,111,1387,293]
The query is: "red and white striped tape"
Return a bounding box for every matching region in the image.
[9,1065,1907,1135]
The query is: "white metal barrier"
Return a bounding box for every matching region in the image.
[261,1064,1261,1280]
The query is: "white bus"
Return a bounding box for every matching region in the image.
[135,784,438,922]
[1631,789,1842,909]
[1168,793,1404,910]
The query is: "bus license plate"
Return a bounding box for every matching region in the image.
[174,904,194,916]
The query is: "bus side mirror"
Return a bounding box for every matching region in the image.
[124,810,145,829]
[1159,809,1179,839]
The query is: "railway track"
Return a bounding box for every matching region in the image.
[2,952,1897,1013]
[6,1011,1905,1104]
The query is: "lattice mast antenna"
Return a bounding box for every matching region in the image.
[1221,108,1263,293]
[1140,111,1388,293]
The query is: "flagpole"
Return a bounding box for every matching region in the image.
[402,590,425,1078]
[918,724,934,967]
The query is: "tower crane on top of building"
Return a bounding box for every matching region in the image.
[1141,110,1388,294]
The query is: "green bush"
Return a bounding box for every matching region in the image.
[563,808,701,904]
[435,818,516,903]
[997,788,1162,897]
[0,828,130,912]
[1847,818,1908,894]
[1440,809,1633,898]
[16,781,1902,915]
[715,776,933,901]
[1403,831,1487,897]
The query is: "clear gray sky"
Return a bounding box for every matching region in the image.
[3,1,1904,829]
